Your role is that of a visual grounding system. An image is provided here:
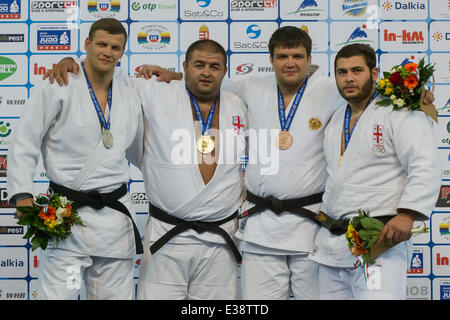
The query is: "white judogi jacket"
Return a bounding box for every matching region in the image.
[224,69,347,253]
[310,96,441,267]
[7,66,144,259]
[131,77,247,245]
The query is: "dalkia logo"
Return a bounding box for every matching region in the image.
[0,56,17,81]
[382,1,425,11]
[288,0,324,16]
[0,258,24,267]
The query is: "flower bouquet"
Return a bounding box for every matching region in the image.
[376,58,437,123]
[15,189,84,251]
[345,209,429,265]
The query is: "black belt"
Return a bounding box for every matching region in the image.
[149,204,242,264]
[241,191,348,235]
[241,191,395,236]
[49,182,143,254]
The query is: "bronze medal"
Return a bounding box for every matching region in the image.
[277,130,293,150]
[197,135,215,154]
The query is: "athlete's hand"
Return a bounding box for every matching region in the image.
[377,212,415,245]
[136,64,182,82]
[43,57,79,86]
[15,197,33,219]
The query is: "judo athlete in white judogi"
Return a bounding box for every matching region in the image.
[7,19,144,300]
[309,44,441,299]
[223,26,347,300]
[133,40,247,300]
[44,39,246,300]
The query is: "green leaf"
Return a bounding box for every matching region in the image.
[376,98,392,106]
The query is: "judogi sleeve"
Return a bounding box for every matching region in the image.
[391,111,441,220]
[126,100,144,169]
[7,82,63,203]
[222,78,249,109]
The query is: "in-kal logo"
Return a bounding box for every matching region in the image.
[88,0,120,17]
[199,24,209,40]
[408,248,424,274]
[383,28,424,45]
[439,216,450,241]
[0,154,6,177]
[33,62,57,76]
[440,280,450,300]
[381,1,425,11]
[137,25,170,51]
[342,0,368,17]
[231,0,277,12]
[0,33,24,43]
[337,24,374,47]
[437,185,450,207]
[184,0,224,18]
[288,0,324,17]
[0,56,17,81]
[0,0,21,19]
[31,0,78,13]
[37,26,71,51]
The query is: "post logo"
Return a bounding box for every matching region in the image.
[0,56,17,81]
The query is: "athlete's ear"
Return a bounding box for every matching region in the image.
[84,37,90,52]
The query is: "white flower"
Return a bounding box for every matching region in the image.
[393,98,405,107]
[390,94,396,100]
[55,207,65,225]
[59,196,68,207]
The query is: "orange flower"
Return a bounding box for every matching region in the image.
[39,206,56,221]
[404,63,418,72]
[64,204,72,218]
[404,74,419,89]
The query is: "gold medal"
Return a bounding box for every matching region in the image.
[276,130,293,150]
[197,135,215,154]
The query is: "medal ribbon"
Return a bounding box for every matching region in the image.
[186,85,219,136]
[343,91,378,150]
[277,76,309,132]
[81,62,112,131]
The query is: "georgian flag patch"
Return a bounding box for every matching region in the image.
[232,116,244,135]
[372,124,386,155]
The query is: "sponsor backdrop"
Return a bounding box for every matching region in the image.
[0,0,449,300]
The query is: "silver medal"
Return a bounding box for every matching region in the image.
[102,129,113,149]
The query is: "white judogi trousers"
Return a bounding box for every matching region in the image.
[317,241,412,300]
[136,240,237,300]
[38,248,134,300]
[240,252,318,300]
